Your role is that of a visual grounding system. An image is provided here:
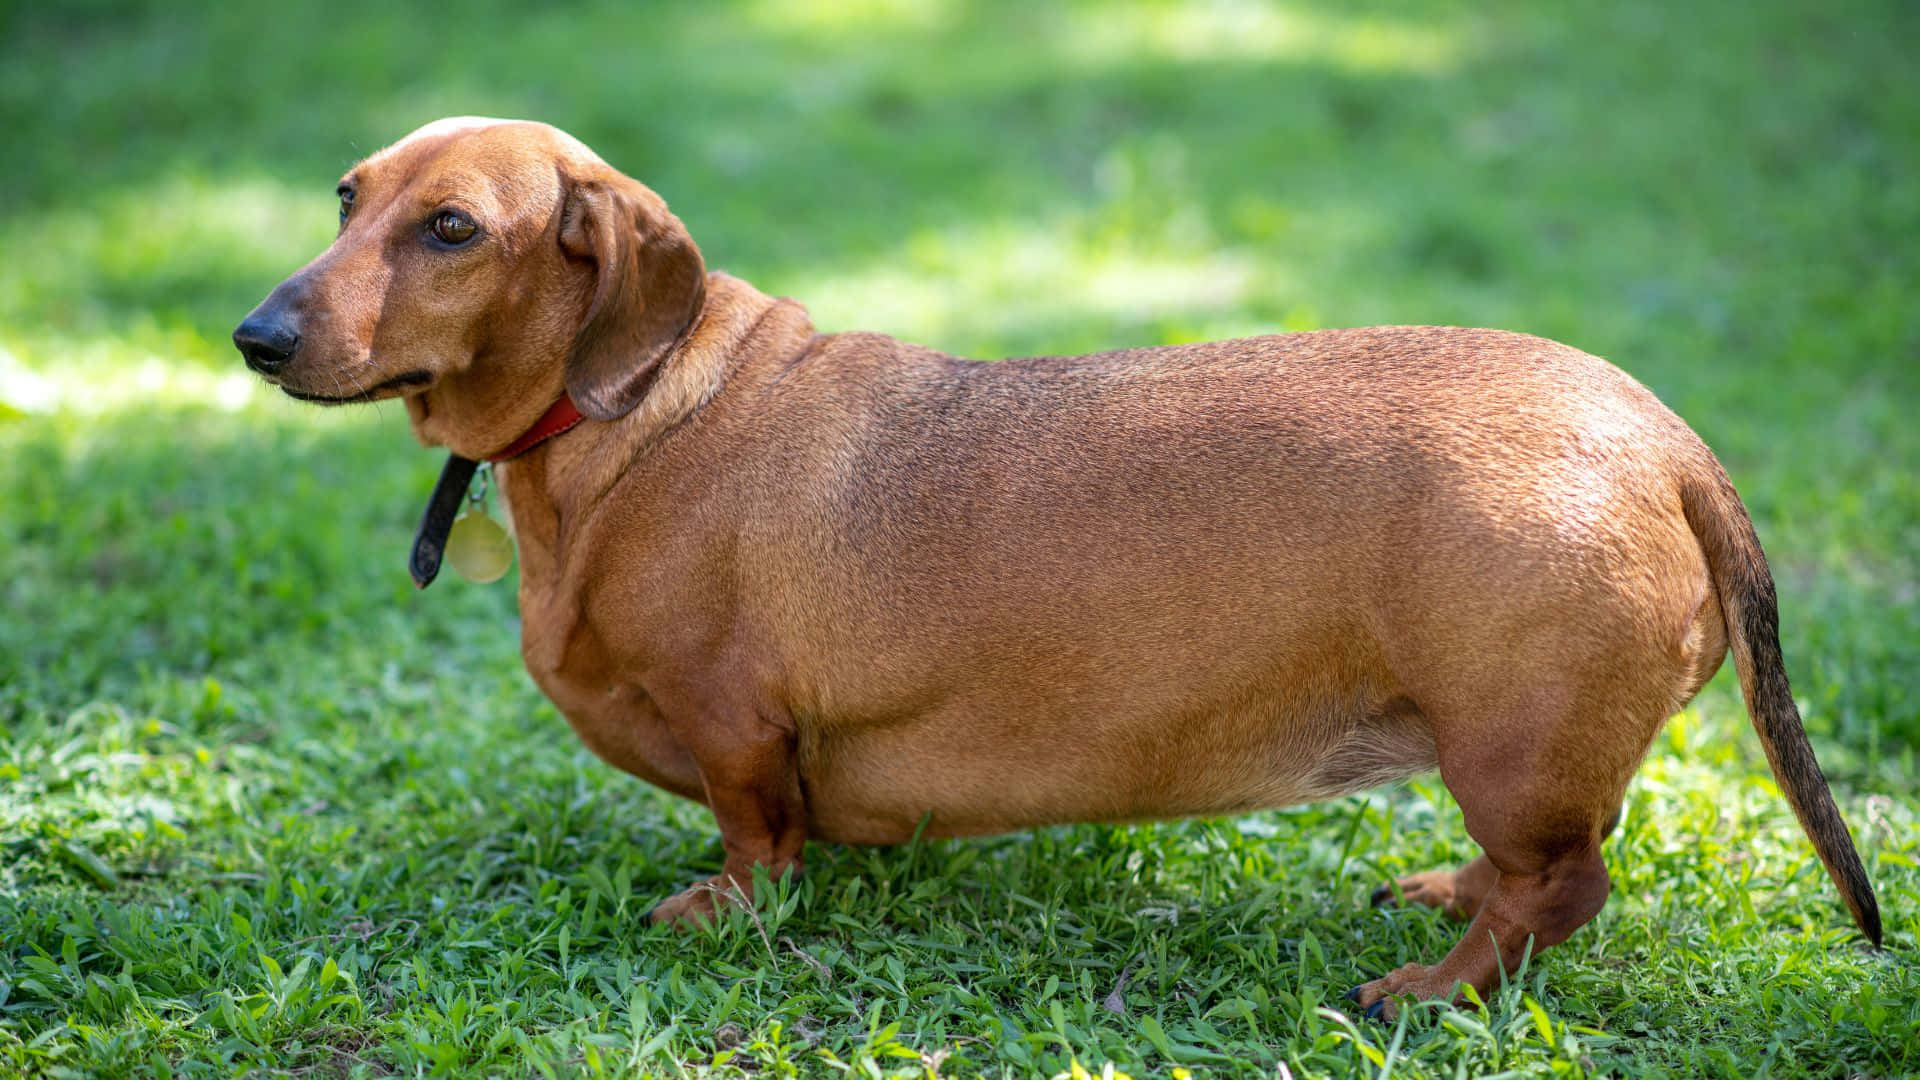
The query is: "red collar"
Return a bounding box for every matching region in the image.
[488,395,585,462]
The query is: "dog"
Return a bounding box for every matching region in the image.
[234,117,1880,1016]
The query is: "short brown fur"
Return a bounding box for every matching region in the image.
[238,119,1880,1014]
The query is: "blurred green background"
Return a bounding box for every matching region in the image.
[2,1,1916,1076]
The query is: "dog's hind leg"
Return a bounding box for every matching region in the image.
[1348,678,1664,1019]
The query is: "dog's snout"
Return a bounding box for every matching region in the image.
[233,315,300,374]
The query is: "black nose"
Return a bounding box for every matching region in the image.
[233,316,299,374]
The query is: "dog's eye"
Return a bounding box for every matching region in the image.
[337,186,354,227]
[429,211,478,246]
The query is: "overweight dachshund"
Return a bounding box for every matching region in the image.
[235,118,1879,1016]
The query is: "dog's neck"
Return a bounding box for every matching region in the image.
[488,396,586,463]
[491,273,814,532]
[485,274,814,677]
[403,350,566,461]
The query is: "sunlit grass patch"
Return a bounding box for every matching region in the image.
[0,336,261,414]
[0,173,334,359]
[1059,2,1468,74]
[743,0,961,36]
[799,216,1267,353]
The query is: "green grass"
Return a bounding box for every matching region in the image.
[2,1,1917,1075]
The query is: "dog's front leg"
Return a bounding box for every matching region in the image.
[648,704,807,928]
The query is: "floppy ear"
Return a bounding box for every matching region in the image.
[558,174,707,421]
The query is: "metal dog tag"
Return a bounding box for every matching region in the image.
[446,507,514,583]
[443,463,513,584]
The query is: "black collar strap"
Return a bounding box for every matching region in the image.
[409,454,479,589]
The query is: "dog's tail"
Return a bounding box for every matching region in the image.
[1682,462,1881,947]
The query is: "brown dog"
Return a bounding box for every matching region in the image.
[234,117,1880,1015]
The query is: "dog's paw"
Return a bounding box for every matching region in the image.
[1372,870,1457,911]
[1348,962,1441,1022]
[648,875,745,929]
[1373,866,1495,921]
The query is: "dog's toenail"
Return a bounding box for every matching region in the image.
[1345,986,1364,1003]
[1370,884,1393,907]
[1365,999,1390,1021]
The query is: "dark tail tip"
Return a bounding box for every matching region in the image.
[1846,851,1884,949]
[1824,819,1883,948]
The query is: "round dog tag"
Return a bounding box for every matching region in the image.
[446,508,514,583]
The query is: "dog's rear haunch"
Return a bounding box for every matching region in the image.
[236,118,1880,1017]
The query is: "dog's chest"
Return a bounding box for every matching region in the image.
[515,587,706,800]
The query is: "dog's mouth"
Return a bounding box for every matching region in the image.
[278,369,435,405]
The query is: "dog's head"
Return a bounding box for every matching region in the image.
[233,117,706,453]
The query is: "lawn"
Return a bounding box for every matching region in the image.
[2,1,1917,1076]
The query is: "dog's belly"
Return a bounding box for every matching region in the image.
[796,687,1436,845]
